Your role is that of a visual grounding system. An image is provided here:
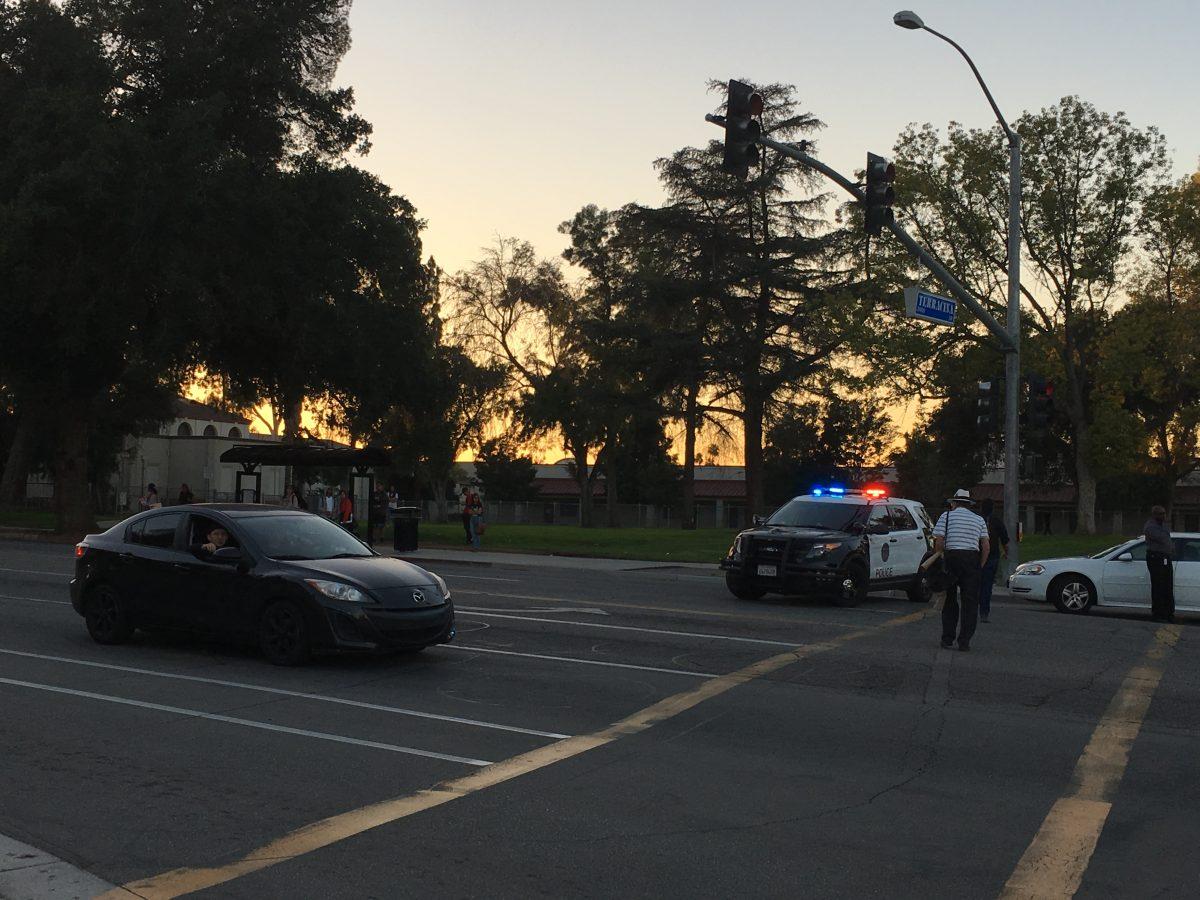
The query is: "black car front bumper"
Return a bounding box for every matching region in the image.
[320,602,455,652]
[721,558,850,596]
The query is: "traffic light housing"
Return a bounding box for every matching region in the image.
[720,80,763,180]
[1028,375,1055,432]
[864,152,896,236]
[976,377,1002,434]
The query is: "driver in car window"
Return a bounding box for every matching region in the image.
[191,525,230,557]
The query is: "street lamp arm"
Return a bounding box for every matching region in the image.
[921,25,1018,147]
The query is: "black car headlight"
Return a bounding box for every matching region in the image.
[804,541,844,559]
[728,534,746,560]
[305,579,372,604]
[431,572,451,602]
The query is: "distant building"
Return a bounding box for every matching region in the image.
[110,398,285,510]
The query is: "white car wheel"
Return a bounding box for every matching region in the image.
[1051,575,1095,614]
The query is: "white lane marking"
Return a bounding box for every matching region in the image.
[0,677,492,766]
[0,649,570,739]
[0,566,71,578]
[456,605,610,616]
[444,644,717,678]
[0,593,70,605]
[456,610,804,648]
[441,574,522,583]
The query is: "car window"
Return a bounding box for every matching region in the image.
[765,500,869,531]
[237,513,373,560]
[126,520,146,544]
[889,505,917,531]
[140,512,184,549]
[868,504,890,526]
[188,515,240,549]
[913,504,933,532]
[1175,538,1200,562]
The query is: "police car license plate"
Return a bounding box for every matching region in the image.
[756,564,777,577]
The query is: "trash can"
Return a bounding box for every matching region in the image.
[393,506,419,552]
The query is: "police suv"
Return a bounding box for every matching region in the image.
[720,487,936,606]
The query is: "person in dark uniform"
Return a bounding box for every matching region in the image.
[978,498,1009,623]
[1144,505,1174,623]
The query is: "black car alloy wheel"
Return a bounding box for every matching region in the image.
[85,585,134,644]
[259,600,311,666]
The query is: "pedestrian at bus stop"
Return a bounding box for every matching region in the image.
[1144,505,1175,623]
[978,498,1009,623]
[933,489,990,651]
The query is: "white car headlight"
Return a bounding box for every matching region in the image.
[431,572,451,602]
[729,535,746,559]
[1014,563,1045,576]
[305,579,371,603]
[805,541,844,558]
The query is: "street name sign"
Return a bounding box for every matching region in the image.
[903,285,957,326]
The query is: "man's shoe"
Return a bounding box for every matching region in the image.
[958,643,970,652]
[940,640,954,649]
[981,615,990,623]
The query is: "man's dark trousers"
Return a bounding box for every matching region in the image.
[1147,551,1174,620]
[942,549,982,647]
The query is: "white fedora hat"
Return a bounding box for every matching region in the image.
[947,488,975,505]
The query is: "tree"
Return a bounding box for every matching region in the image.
[894,97,1170,532]
[450,238,611,526]
[1102,174,1200,508]
[472,436,540,502]
[653,81,869,516]
[1,0,378,531]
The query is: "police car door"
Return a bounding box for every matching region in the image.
[886,504,926,579]
[867,504,894,581]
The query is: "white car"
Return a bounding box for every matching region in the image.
[1007,533,1200,614]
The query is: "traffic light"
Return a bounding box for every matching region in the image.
[864,152,896,236]
[977,377,1002,433]
[719,79,763,180]
[1028,375,1055,432]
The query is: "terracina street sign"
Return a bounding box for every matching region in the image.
[903,285,957,326]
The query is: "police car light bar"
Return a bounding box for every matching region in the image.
[864,487,888,498]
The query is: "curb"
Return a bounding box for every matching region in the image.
[0,833,116,899]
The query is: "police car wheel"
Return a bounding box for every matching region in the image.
[1050,575,1094,614]
[906,571,933,603]
[833,564,868,607]
[725,573,766,601]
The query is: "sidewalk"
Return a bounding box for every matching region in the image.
[381,545,722,575]
[0,833,115,899]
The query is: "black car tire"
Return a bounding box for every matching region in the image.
[834,563,869,607]
[1050,575,1095,615]
[85,585,134,645]
[259,600,312,666]
[725,573,766,601]
[907,570,934,603]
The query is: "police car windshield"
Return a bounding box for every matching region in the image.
[765,500,869,531]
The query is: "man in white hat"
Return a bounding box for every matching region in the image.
[933,489,990,651]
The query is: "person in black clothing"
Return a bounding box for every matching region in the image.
[368,488,387,546]
[1144,505,1175,622]
[978,498,1009,623]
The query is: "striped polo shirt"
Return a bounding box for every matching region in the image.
[933,506,988,551]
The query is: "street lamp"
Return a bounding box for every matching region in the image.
[894,10,1023,570]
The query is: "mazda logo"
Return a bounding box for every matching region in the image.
[412,589,426,605]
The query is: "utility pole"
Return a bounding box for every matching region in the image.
[894,9,1023,566]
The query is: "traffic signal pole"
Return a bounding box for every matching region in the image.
[710,124,1015,348]
[707,114,1021,564]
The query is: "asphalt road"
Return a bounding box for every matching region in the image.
[1,539,1197,899]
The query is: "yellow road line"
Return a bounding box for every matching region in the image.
[999,624,1181,899]
[104,607,930,899]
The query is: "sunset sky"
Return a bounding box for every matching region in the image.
[337,0,1199,276]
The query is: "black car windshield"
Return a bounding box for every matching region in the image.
[765,500,869,531]
[237,514,374,560]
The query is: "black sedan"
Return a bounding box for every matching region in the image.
[70,504,455,665]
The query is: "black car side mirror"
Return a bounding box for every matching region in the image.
[213,546,243,563]
[868,523,890,536]
[753,515,766,526]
